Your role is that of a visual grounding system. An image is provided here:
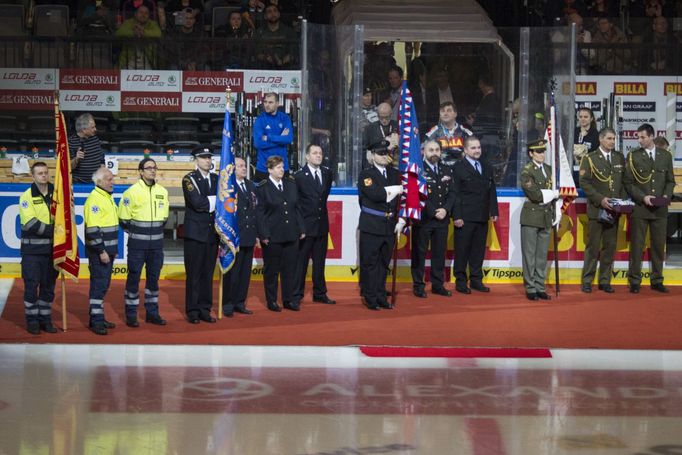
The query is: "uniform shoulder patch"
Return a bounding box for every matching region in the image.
[91,205,100,214]
[364,177,373,187]
[122,197,130,206]
[579,169,586,176]
[20,200,29,209]
[183,177,194,192]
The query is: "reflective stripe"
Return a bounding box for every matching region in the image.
[37,300,51,307]
[129,220,164,228]
[129,233,164,241]
[39,309,51,315]
[85,227,99,234]
[24,301,36,308]
[100,226,118,233]
[21,238,51,245]
[146,289,159,296]
[37,223,45,235]
[23,218,38,231]
[125,292,139,299]
[90,299,103,305]
[125,299,139,306]
[103,240,118,246]
[189,176,201,195]
[87,238,103,246]
[90,308,104,314]
[25,309,39,315]
[86,225,118,233]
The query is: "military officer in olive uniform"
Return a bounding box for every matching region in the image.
[623,123,675,294]
[410,140,456,298]
[579,127,627,293]
[520,139,557,301]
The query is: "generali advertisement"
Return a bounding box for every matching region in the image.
[0,68,301,112]
[0,185,672,283]
[574,75,681,153]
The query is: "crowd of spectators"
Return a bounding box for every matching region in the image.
[7,0,303,70]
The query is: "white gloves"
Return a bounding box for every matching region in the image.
[553,199,563,227]
[385,185,403,202]
[394,218,406,236]
[541,189,560,204]
[207,195,216,213]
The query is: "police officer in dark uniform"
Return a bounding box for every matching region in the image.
[579,127,627,293]
[182,145,219,323]
[358,146,403,310]
[293,144,336,306]
[410,140,455,298]
[222,157,257,317]
[624,123,675,294]
[257,155,306,312]
[19,162,58,335]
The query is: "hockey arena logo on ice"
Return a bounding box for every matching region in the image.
[614,82,647,95]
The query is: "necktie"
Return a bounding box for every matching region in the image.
[606,153,611,165]
[315,170,322,187]
[433,165,438,175]
[206,177,210,190]
[278,183,283,192]
[649,151,654,162]
[540,165,546,178]
[475,161,481,175]
[240,182,246,193]
[382,169,387,179]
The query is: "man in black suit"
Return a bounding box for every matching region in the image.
[411,140,456,298]
[256,155,306,312]
[357,147,404,310]
[293,144,336,306]
[182,145,219,324]
[363,103,399,157]
[222,157,257,317]
[452,136,499,294]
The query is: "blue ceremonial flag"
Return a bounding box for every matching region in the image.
[215,101,240,273]
[398,81,428,220]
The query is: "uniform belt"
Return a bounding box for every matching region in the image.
[361,206,394,218]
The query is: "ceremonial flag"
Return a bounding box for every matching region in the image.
[215,100,239,272]
[546,105,578,213]
[397,81,428,220]
[51,96,80,280]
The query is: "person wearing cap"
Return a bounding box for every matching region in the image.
[579,127,627,294]
[360,86,378,133]
[520,138,558,301]
[118,157,169,328]
[357,145,403,310]
[182,146,219,323]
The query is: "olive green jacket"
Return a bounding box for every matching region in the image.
[624,147,675,219]
[579,149,627,220]
[520,161,553,229]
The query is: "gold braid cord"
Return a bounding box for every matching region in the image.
[628,151,652,184]
[586,156,613,191]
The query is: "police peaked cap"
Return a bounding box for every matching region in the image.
[191,145,214,158]
[527,139,547,152]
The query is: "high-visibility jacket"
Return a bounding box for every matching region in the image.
[118,179,169,250]
[19,183,54,255]
[84,186,119,255]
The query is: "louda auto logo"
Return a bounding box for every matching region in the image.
[171,377,273,401]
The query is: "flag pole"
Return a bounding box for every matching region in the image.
[550,103,560,297]
[216,87,232,320]
[390,233,399,307]
[54,91,69,331]
[60,272,67,331]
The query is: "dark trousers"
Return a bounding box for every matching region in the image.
[262,240,298,305]
[125,247,164,318]
[87,249,115,324]
[454,221,488,287]
[410,224,448,291]
[359,231,393,306]
[294,234,329,301]
[21,254,58,323]
[222,245,254,314]
[184,237,218,318]
[628,216,667,286]
[581,218,618,286]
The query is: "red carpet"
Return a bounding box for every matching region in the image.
[1,280,680,349]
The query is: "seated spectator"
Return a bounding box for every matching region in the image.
[215,9,250,37]
[212,10,250,69]
[551,12,593,74]
[167,9,207,70]
[78,1,116,35]
[115,5,162,69]
[241,0,265,32]
[645,16,679,72]
[592,16,629,73]
[254,4,296,69]
[162,0,201,32]
[121,0,157,21]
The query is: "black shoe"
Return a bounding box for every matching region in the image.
[283,301,300,311]
[126,317,139,328]
[199,314,217,323]
[526,292,538,301]
[432,287,452,297]
[581,284,592,293]
[188,316,200,324]
[27,321,40,335]
[651,283,669,293]
[103,319,116,329]
[536,292,551,300]
[234,307,253,314]
[598,284,615,293]
[267,302,282,312]
[40,321,58,333]
[471,283,490,293]
[222,311,234,318]
[145,314,167,325]
[313,295,336,304]
[629,284,640,294]
[456,286,471,294]
[413,289,427,298]
[378,301,394,310]
[89,323,108,335]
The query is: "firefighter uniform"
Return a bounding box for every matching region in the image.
[579,148,626,291]
[19,183,58,334]
[118,179,169,326]
[623,146,675,291]
[84,185,119,334]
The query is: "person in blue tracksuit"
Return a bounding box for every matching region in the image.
[252,92,293,182]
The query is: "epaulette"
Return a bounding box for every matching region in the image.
[256,179,268,187]
[426,125,438,136]
[522,162,534,170]
[461,126,473,136]
[286,174,296,181]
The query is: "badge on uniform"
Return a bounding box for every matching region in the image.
[441,176,451,182]
[122,197,130,206]
[579,169,586,176]
[20,200,29,209]
[91,205,100,214]
[184,178,194,192]
[364,178,373,187]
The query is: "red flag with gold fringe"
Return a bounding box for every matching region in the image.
[51,97,80,280]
